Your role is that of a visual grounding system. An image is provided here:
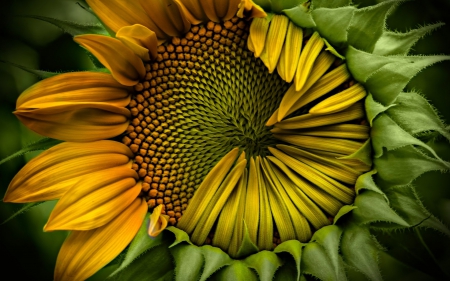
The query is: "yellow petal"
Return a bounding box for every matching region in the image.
[277,21,303,82]
[248,17,270,57]
[200,0,241,22]
[237,0,267,19]
[139,0,191,38]
[74,35,145,86]
[255,156,273,250]
[148,204,170,237]
[264,15,289,73]
[3,141,133,203]
[116,24,158,61]
[244,157,259,244]
[54,197,147,281]
[17,72,131,109]
[275,124,369,140]
[174,0,205,24]
[309,83,367,114]
[44,167,140,231]
[294,31,325,91]
[86,0,161,34]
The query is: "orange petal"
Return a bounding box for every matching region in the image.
[15,104,130,142]
[237,0,267,19]
[140,0,191,38]
[54,197,147,281]
[148,204,170,237]
[175,0,208,24]
[200,0,241,22]
[116,24,158,61]
[74,35,146,86]
[3,141,133,203]
[45,167,140,231]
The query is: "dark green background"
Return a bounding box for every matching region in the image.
[0,0,449,280]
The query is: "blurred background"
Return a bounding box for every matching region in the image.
[0,0,449,280]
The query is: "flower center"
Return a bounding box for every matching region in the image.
[122,17,289,225]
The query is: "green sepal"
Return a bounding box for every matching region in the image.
[271,0,306,13]
[166,226,193,247]
[383,186,450,236]
[371,113,445,162]
[0,138,61,166]
[0,59,58,79]
[355,170,389,203]
[311,0,351,9]
[236,221,260,258]
[252,0,272,11]
[301,242,338,281]
[283,4,316,28]
[373,23,444,56]
[311,225,346,281]
[274,240,303,281]
[1,202,43,225]
[353,191,408,226]
[274,258,298,281]
[198,246,233,281]
[387,92,450,141]
[311,7,355,49]
[374,145,450,186]
[339,138,372,166]
[244,251,283,281]
[341,224,383,281]
[21,15,109,36]
[365,93,396,126]
[170,244,203,281]
[333,205,357,225]
[109,216,164,277]
[111,241,174,281]
[347,0,400,53]
[212,261,258,281]
[323,38,345,59]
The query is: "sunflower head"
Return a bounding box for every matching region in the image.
[2,0,450,280]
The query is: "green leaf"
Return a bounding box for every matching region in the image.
[253,0,272,11]
[301,242,336,281]
[244,251,283,281]
[387,92,450,141]
[0,59,58,79]
[274,240,303,281]
[283,4,316,28]
[353,191,408,226]
[339,138,372,166]
[311,225,346,281]
[371,114,446,163]
[271,0,304,13]
[166,226,193,247]
[0,138,61,166]
[311,7,355,48]
[333,205,357,224]
[374,145,450,186]
[347,0,399,52]
[1,202,43,225]
[312,0,351,9]
[199,246,233,281]
[113,242,174,281]
[212,261,258,281]
[274,258,297,281]
[365,93,396,126]
[355,170,389,203]
[341,224,383,281]
[373,23,444,56]
[21,15,108,36]
[170,244,204,281]
[236,222,259,258]
[110,216,164,277]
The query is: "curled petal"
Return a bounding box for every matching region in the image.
[148,204,170,237]
[74,35,146,86]
[45,167,140,231]
[54,198,147,281]
[175,0,208,24]
[200,0,241,22]
[139,0,191,38]
[116,24,158,61]
[15,104,130,142]
[237,0,266,19]
[3,141,133,203]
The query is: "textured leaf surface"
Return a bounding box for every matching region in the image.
[283,4,316,28]
[22,15,108,36]
[245,251,283,281]
[1,202,43,225]
[301,242,336,281]
[365,93,396,126]
[355,170,388,202]
[0,138,61,166]
[333,205,357,224]
[311,7,355,48]
[274,240,303,281]
[170,244,203,281]
[212,261,258,281]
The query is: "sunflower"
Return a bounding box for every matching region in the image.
[2,0,450,280]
